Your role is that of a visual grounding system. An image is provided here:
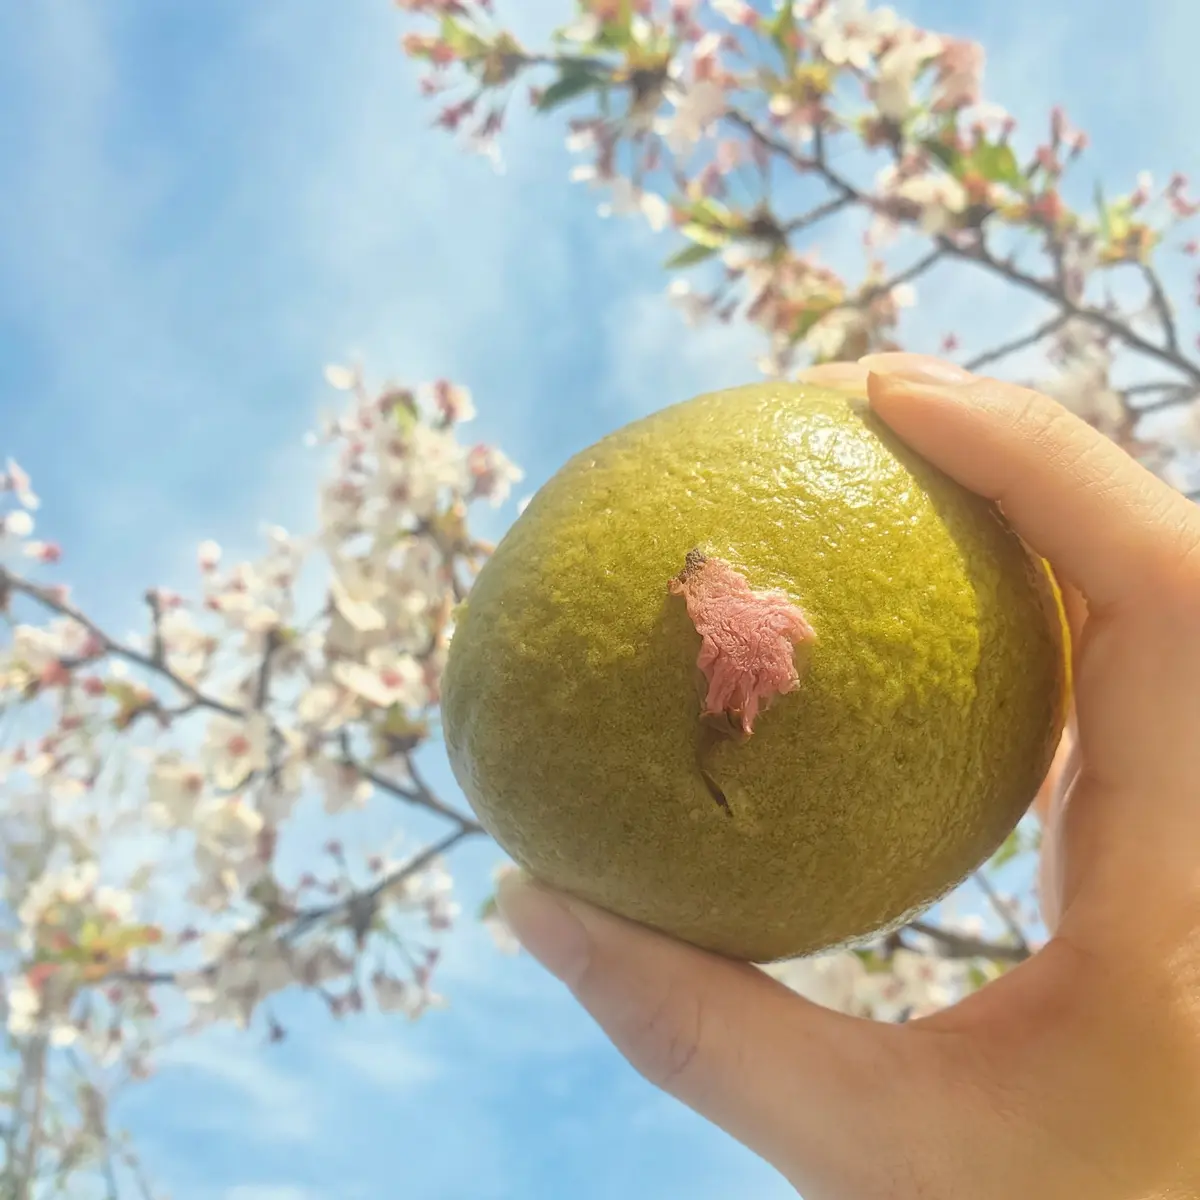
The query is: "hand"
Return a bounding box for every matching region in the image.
[497,353,1200,1200]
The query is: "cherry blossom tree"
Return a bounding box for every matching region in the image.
[399,0,1200,485]
[4,0,1199,1193]
[0,373,520,1196]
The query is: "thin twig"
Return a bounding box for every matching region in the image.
[948,235,1200,383]
[117,824,481,988]
[1,568,242,720]
[1139,262,1180,354]
[283,825,478,942]
[1125,379,1194,397]
[972,870,1031,953]
[783,192,854,235]
[144,590,165,667]
[907,919,1030,963]
[857,245,944,306]
[1128,386,1198,415]
[15,1036,48,1200]
[964,311,1071,372]
[3,566,480,833]
[254,628,280,710]
[354,759,482,831]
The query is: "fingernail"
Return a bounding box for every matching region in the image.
[496,873,591,985]
[858,352,974,385]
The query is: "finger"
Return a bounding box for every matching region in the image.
[497,875,915,1194]
[860,362,1200,613]
[796,362,870,392]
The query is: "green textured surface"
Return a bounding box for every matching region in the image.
[443,383,1068,962]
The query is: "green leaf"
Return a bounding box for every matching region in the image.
[536,66,609,112]
[989,827,1024,868]
[681,195,738,230]
[439,15,485,58]
[664,242,721,269]
[969,140,1023,189]
[768,2,798,65]
[966,963,992,991]
[678,221,731,250]
[852,947,893,974]
[478,893,499,921]
[921,137,960,173]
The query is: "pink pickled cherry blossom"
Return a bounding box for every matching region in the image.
[669,550,815,737]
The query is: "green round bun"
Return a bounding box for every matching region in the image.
[443,382,1069,962]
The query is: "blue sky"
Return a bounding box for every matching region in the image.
[2,1,1198,1197]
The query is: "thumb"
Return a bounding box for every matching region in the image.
[497,874,914,1191]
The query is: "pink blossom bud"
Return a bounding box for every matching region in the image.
[39,661,71,689]
[27,541,62,563]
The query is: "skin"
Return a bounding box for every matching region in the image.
[497,353,1200,1200]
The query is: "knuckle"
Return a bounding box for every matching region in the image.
[620,979,706,1093]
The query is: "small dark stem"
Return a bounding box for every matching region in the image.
[856,245,944,307]
[783,192,854,235]
[255,628,280,710]
[145,590,165,667]
[1128,386,1198,415]
[907,919,1030,963]
[963,312,1071,373]
[972,870,1031,953]
[1138,262,1180,354]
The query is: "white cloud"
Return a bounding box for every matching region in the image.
[327,1028,443,1091]
[159,1034,321,1144]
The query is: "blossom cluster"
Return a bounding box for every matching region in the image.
[399,0,1200,490]
[0,366,520,1188]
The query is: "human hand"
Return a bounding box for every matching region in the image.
[497,353,1200,1200]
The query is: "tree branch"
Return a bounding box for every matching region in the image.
[855,246,945,309]
[1127,384,1198,414]
[963,311,1071,372]
[946,235,1200,383]
[353,757,482,832]
[1139,262,1180,355]
[1,568,242,720]
[783,193,854,236]
[906,919,1030,963]
[13,1036,48,1200]
[118,824,481,989]
[972,870,1031,954]
[723,107,1200,385]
